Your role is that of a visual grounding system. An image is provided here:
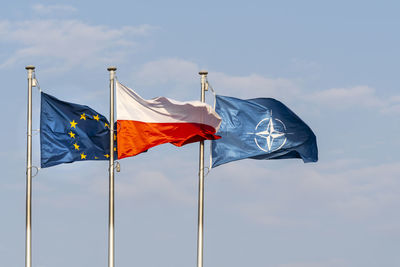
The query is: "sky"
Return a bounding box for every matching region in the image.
[1,1,400,266]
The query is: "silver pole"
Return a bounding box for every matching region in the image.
[25,65,35,267]
[197,70,208,267]
[107,67,117,267]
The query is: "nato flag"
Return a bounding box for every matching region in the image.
[211,95,318,167]
[40,92,113,168]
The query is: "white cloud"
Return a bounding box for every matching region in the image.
[307,85,384,109]
[136,58,199,85]
[131,58,204,99]
[381,104,400,114]
[132,58,299,101]
[131,58,400,117]
[294,162,400,220]
[305,85,400,114]
[131,58,400,115]
[316,158,363,170]
[381,95,400,114]
[211,160,400,225]
[237,202,310,227]
[388,95,400,103]
[211,72,300,100]
[0,19,155,70]
[32,4,77,14]
[87,162,196,205]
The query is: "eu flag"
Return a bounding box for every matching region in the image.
[40,92,114,168]
[211,95,318,167]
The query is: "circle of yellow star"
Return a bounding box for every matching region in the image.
[80,113,87,120]
[93,114,100,121]
[70,120,78,128]
[104,154,110,158]
[80,153,87,159]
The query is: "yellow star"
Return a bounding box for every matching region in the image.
[114,135,117,141]
[80,113,87,120]
[94,156,99,159]
[93,114,100,121]
[105,122,109,128]
[73,143,80,150]
[68,131,76,139]
[104,154,110,158]
[80,153,87,159]
[114,147,116,151]
[70,120,77,128]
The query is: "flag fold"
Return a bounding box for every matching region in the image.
[211,95,318,167]
[40,92,113,168]
[116,81,221,159]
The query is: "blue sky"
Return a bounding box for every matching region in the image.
[1,1,400,267]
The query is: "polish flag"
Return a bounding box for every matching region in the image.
[116,81,221,159]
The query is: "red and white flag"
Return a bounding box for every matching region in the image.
[116,81,221,159]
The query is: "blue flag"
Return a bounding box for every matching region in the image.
[211,95,318,167]
[40,92,113,168]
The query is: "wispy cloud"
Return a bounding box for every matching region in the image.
[86,160,196,205]
[32,4,77,14]
[305,85,400,114]
[132,58,299,100]
[0,19,156,70]
[211,160,400,226]
[211,72,300,100]
[381,95,400,114]
[130,58,204,99]
[135,58,199,86]
[307,85,384,109]
[131,58,400,115]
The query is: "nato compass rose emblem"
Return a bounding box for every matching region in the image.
[253,114,287,153]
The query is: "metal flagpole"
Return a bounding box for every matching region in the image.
[25,65,35,267]
[197,70,208,267]
[107,67,117,267]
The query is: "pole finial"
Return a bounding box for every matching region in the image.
[25,65,35,70]
[107,67,117,71]
[199,70,208,75]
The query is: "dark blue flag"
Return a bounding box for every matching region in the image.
[40,92,114,168]
[211,95,318,167]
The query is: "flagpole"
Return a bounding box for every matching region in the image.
[25,65,35,267]
[197,70,208,267]
[107,66,117,267]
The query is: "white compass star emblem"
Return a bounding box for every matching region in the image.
[253,116,287,152]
